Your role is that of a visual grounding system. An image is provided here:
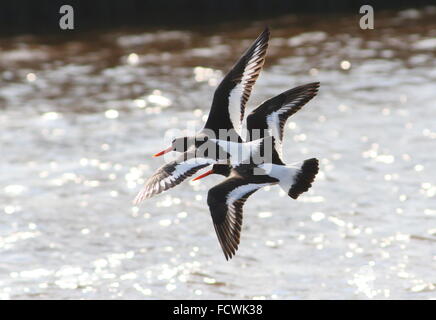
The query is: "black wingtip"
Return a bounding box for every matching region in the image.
[306,82,320,95]
[309,81,320,88]
[288,158,319,199]
[281,82,320,105]
[263,25,270,35]
[256,26,270,44]
[295,81,320,92]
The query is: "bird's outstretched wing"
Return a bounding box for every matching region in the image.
[204,27,270,139]
[207,174,274,260]
[134,153,215,205]
[246,82,320,157]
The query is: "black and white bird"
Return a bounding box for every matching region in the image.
[193,160,319,260]
[153,27,270,157]
[192,82,320,260]
[134,28,270,204]
[134,27,320,261]
[134,136,276,204]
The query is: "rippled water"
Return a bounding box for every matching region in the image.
[1,7,435,299]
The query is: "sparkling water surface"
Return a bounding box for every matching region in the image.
[0,7,435,299]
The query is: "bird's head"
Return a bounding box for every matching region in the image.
[153,135,206,156]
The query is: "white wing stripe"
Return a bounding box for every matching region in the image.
[226,183,269,206]
[227,35,268,136]
[228,83,244,136]
[210,139,263,165]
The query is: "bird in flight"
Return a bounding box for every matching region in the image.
[134,28,320,260]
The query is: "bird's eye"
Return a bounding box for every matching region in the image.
[203,136,208,142]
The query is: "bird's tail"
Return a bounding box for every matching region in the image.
[261,158,319,198]
[286,158,319,199]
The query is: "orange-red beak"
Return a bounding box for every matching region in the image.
[153,146,173,157]
[192,169,214,181]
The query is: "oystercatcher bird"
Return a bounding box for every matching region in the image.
[192,82,320,260]
[134,27,320,261]
[134,28,270,204]
[152,27,270,157]
[133,135,277,204]
[196,160,319,260]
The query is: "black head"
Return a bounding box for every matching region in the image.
[154,135,206,157]
[171,135,209,153]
